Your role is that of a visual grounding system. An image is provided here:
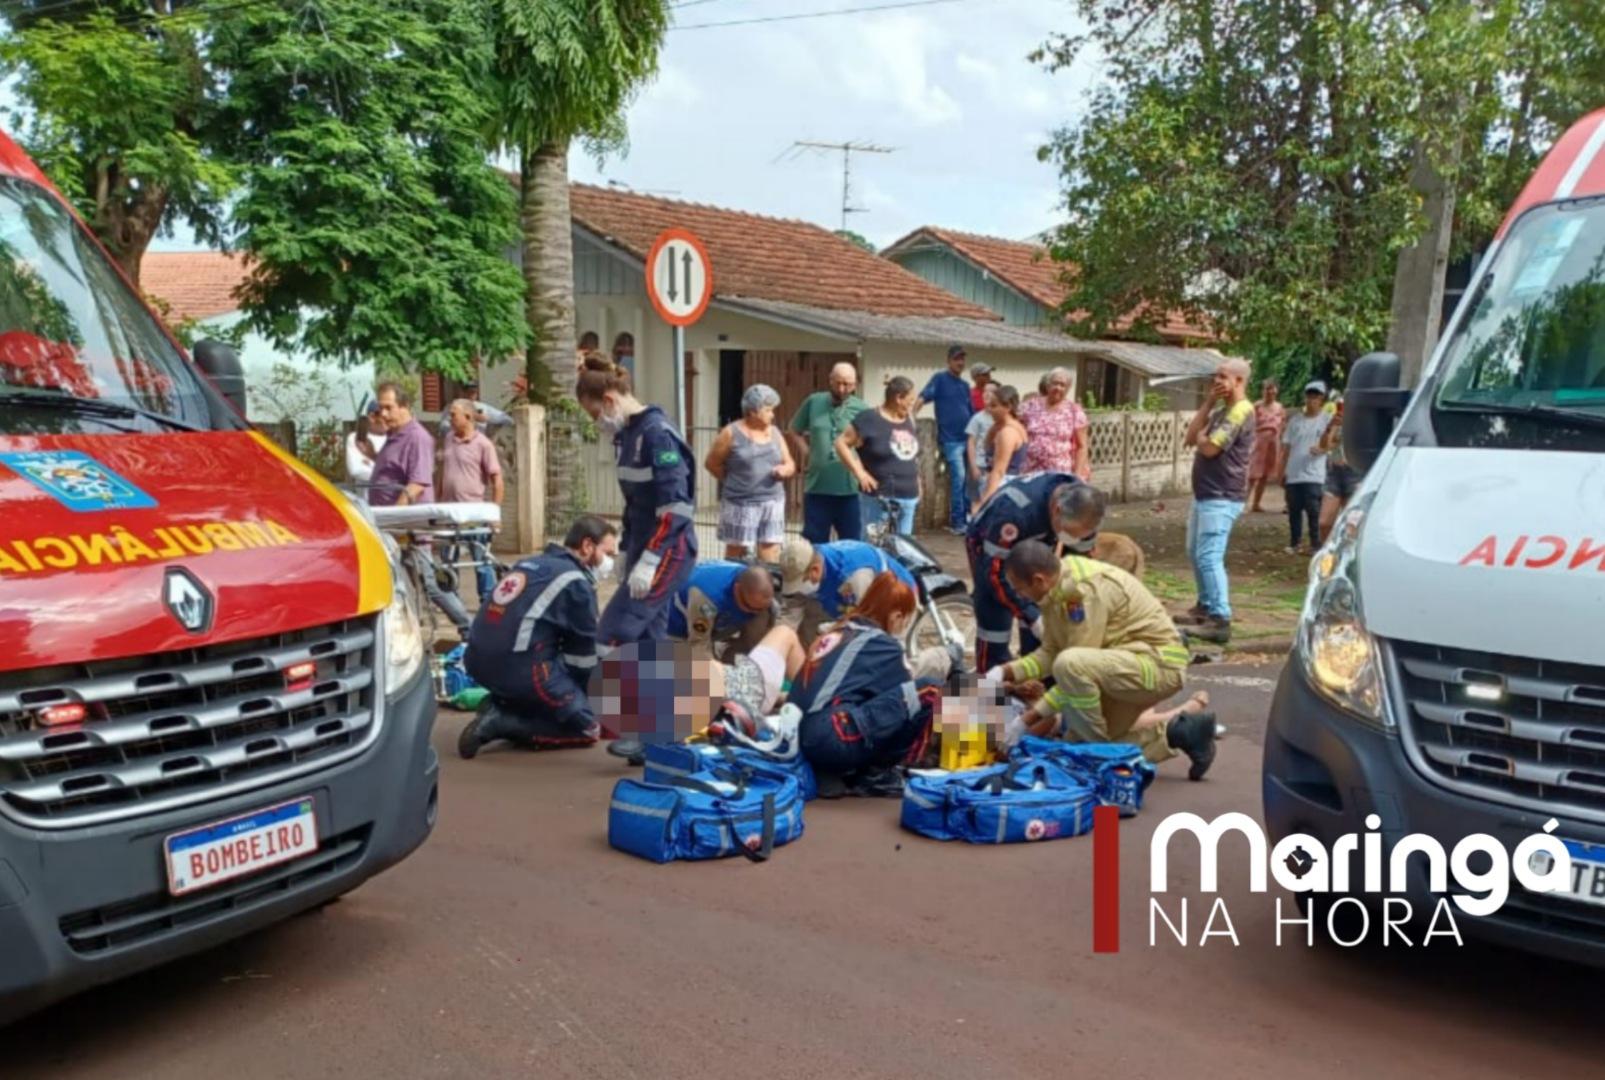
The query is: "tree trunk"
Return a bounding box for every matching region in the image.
[1386,134,1460,387]
[92,180,170,288]
[522,139,580,537]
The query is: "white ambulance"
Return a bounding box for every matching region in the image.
[1264,107,1605,956]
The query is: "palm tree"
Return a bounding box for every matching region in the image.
[486,0,671,531]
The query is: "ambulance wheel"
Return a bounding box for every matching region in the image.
[906,594,976,670]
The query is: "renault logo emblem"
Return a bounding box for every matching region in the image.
[163,568,213,634]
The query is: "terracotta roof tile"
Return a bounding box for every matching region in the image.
[139,251,249,322]
[569,185,996,320]
[888,226,1214,341]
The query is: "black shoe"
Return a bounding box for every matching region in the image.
[1186,616,1232,644]
[815,771,849,800]
[457,716,484,760]
[1167,711,1218,781]
[607,738,646,766]
[845,766,905,798]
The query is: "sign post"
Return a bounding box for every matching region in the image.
[645,228,713,433]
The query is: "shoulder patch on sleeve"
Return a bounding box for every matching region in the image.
[655,448,682,467]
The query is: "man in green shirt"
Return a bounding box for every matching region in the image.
[787,361,867,542]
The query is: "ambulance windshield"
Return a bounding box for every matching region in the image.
[1434,198,1605,448]
[0,175,229,433]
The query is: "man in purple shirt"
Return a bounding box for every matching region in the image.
[369,382,436,506]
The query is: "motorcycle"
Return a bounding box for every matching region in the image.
[864,496,976,668]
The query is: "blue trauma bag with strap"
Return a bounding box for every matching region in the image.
[642,741,819,802]
[901,759,1097,844]
[609,768,804,864]
[1009,737,1157,817]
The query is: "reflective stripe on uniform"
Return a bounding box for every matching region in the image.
[983,541,1012,559]
[1000,485,1031,508]
[618,465,653,482]
[1137,654,1157,691]
[1159,643,1191,668]
[977,626,1012,643]
[810,626,884,705]
[1015,654,1043,680]
[513,570,586,651]
[563,653,598,669]
[901,681,919,717]
[658,501,695,518]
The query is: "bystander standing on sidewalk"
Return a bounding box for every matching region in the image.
[1246,379,1285,513]
[1277,380,1330,556]
[919,345,977,534]
[1179,358,1255,644]
[345,401,386,485]
[787,362,867,543]
[1317,393,1357,543]
[964,383,997,508]
[838,376,921,536]
[369,382,435,507]
[706,383,794,563]
[1021,366,1090,480]
[441,398,505,601]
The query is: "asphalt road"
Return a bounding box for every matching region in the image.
[4,658,1599,1078]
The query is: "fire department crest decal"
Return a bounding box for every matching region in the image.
[0,450,157,512]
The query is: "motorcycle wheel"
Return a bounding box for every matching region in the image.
[905,594,976,670]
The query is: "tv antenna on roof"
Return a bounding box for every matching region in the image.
[780,140,894,231]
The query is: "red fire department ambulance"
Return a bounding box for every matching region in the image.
[0,132,438,1020]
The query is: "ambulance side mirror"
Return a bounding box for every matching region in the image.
[1343,352,1413,474]
[193,339,247,417]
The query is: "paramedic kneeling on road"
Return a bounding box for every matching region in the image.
[778,537,915,620]
[458,515,618,759]
[966,477,1105,674]
[989,540,1219,780]
[669,560,776,654]
[789,572,947,795]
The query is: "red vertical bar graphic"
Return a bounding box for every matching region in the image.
[1093,805,1120,953]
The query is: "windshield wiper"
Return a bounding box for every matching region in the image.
[0,389,205,432]
[1438,399,1605,431]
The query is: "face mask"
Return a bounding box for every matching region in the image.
[794,580,819,597]
[597,407,623,435]
[594,553,616,580]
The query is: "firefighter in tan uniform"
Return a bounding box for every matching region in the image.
[986,539,1219,779]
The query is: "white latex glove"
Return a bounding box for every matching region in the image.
[627,552,660,599]
[983,664,1009,683]
[1001,707,1029,749]
[1030,616,1045,639]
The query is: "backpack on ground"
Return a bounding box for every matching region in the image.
[901,759,1097,844]
[1009,737,1156,817]
[609,768,804,864]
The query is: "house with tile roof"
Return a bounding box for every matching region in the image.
[477,183,1229,429]
[882,226,1220,406]
[140,252,376,424]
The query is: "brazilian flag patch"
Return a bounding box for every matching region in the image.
[656,449,681,466]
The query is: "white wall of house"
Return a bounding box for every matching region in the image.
[197,311,377,426]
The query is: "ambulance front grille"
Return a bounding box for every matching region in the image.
[0,618,380,828]
[1393,639,1605,818]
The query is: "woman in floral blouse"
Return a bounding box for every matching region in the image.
[1021,366,1090,479]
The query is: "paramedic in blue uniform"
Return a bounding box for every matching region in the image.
[966,477,1107,673]
[668,560,777,654]
[777,537,916,621]
[457,515,617,759]
[576,354,699,760]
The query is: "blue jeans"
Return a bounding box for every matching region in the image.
[939,440,969,527]
[1187,498,1245,619]
[861,495,918,536]
[803,492,863,543]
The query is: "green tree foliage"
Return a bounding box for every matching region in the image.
[2,0,525,376]
[1037,0,1605,377]
[835,229,877,253]
[484,0,670,526]
[207,0,526,377]
[0,3,230,283]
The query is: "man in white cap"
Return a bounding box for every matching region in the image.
[1276,379,1331,557]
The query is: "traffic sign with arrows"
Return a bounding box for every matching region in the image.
[645,228,713,328]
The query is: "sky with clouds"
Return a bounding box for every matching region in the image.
[571,0,1101,249]
[119,0,1099,253]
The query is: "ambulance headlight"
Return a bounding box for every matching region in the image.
[379,535,425,690]
[1297,496,1387,727]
